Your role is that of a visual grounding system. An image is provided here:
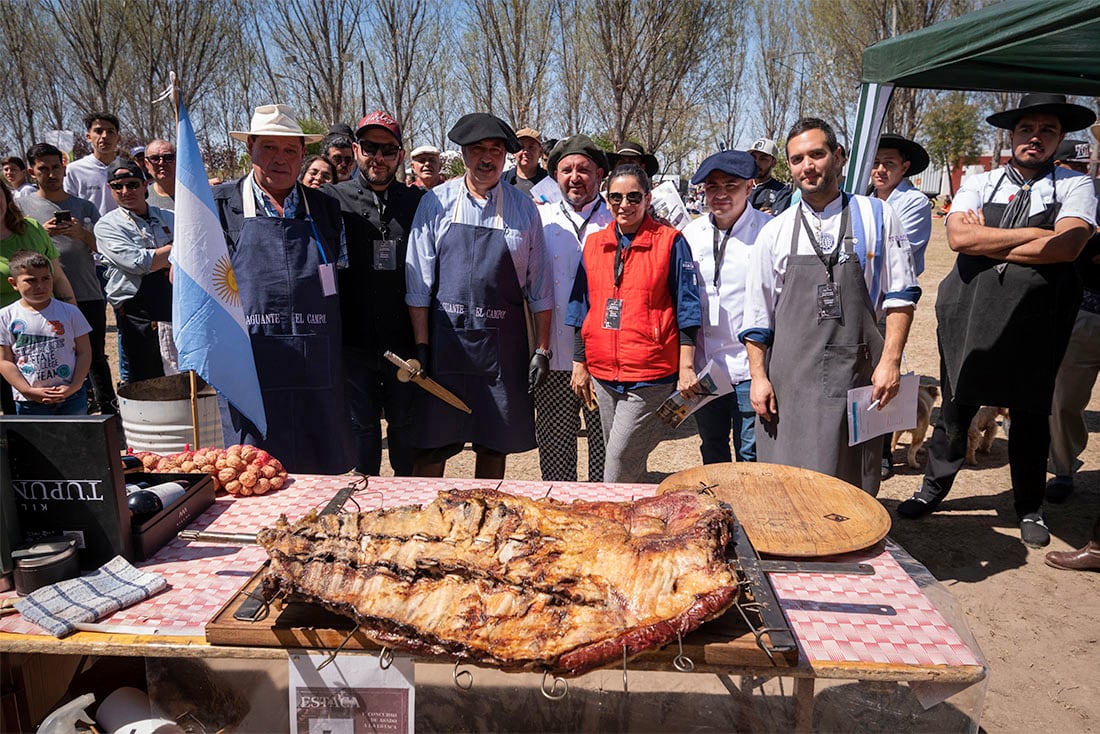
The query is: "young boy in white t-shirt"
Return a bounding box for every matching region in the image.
[0,250,91,414]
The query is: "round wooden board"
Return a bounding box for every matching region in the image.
[657,462,891,558]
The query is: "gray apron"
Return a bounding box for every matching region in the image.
[414,191,535,454]
[936,172,1080,414]
[757,196,885,494]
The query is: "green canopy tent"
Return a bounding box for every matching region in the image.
[845,0,1100,194]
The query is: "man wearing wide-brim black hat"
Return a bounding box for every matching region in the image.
[899,93,1099,551]
[404,113,554,479]
[607,142,659,177]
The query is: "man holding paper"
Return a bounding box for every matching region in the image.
[739,118,921,495]
[682,150,771,463]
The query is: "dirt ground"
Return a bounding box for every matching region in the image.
[402,220,1100,732]
[100,220,1098,731]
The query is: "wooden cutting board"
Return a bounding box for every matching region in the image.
[657,463,890,557]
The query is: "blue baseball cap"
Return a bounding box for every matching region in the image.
[690,150,758,184]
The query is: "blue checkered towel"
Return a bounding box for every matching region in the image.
[15,556,168,637]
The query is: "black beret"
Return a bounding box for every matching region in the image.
[547,135,609,175]
[448,113,521,154]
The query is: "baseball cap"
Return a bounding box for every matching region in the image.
[129,146,145,157]
[356,111,403,145]
[1055,139,1092,163]
[107,159,145,183]
[749,138,779,159]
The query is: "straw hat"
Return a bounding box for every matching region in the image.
[230,104,323,144]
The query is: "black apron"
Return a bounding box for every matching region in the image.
[936,172,1081,414]
[219,184,353,474]
[415,190,535,454]
[758,197,885,494]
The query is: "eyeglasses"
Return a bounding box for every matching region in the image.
[329,154,354,164]
[357,140,401,158]
[109,180,143,191]
[146,154,175,163]
[607,191,645,206]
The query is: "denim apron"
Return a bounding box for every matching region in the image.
[219,184,353,474]
[415,189,535,454]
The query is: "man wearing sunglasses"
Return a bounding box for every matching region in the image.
[142,140,177,210]
[406,113,554,479]
[325,110,424,476]
[94,159,174,383]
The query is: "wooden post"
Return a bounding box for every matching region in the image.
[189,370,200,449]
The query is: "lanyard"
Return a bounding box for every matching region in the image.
[797,193,849,282]
[561,198,602,242]
[711,219,735,289]
[613,227,631,288]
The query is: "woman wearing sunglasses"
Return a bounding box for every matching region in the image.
[566,164,703,482]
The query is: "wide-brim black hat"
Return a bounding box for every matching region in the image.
[547,135,609,175]
[986,93,1096,132]
[877,134,930,176]
[607,142,659,177]
[448,113,521,154]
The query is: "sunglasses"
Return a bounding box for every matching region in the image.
[607,191,645,206]
[109,180,143,191]
[357,140,401,158]
[146,154,176,163]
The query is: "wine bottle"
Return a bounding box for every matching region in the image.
[124,481,150,495]
[120,455,143,473]
[127,480,191,524]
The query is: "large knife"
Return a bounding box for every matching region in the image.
[384,350,472,414]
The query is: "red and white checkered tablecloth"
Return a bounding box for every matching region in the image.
[0,475,983,672]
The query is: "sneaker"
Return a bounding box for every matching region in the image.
[1045,476,1074,504]
[897,485,945,519]
[881,458,895,480]
[1020,513,1051,548]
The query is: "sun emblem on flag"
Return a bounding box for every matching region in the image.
[213,255,240,307]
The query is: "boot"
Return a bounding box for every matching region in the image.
[1044,517,1100,572]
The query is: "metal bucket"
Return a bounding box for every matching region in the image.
[116,373,224,453]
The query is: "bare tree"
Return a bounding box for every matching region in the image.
[41,0,129,114]
[548,0,593,136]
[417,23,463,148]
[464,0,554,129]
[701,0,749,151]
[0,0,58,149]
[750,0,795,140]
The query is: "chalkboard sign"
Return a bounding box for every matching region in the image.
[2,415,131,569]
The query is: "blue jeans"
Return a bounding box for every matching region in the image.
[14,386,89,415]
[694,379,756,463]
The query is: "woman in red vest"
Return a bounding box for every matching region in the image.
[565,163,703,482]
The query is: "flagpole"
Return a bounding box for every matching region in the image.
[168,73,202,449]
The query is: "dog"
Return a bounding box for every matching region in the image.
[967,406,1006,465]
[891,385,939,468]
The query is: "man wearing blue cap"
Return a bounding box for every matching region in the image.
[682,150,771,464]
[405,113,554,479]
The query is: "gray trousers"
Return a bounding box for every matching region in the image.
[1049,308,1100,477]
[535,370,605,482]
[593,379,672,483]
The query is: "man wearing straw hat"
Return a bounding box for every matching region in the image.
[899,94,1098,549]
[212,104,353,475]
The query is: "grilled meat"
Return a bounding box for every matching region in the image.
[257,488,738,675]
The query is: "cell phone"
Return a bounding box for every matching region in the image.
[54,210,71,223]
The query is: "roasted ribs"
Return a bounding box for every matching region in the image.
[257,488,739,675]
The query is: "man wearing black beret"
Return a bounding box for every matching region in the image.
[405,113,554,478]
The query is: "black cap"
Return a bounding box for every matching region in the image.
[1054,139,1091,163]
[877,134,930,176]
[607,142,659,177]
[986,93,1096,133]
[547,135,609,175]
[448,113,521,154]
[106,159,145,183]
[691,150,758,184]
[327,123,354,137]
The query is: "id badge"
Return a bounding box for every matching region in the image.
[319,262,337,297]
[373,239,398,270]
[603,298,623,330]
[816,282,842,320]
[707,287,721,326]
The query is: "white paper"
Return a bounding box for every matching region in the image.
[289,650,414,734]
[656,359,733,427]
[649,181,691,230]
[530,175,563,205]
[847,373,920,446]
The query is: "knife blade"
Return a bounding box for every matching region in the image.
[384,350,473,414]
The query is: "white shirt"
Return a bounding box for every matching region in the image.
[682,206,771,383]
[63,155,119,216]
[740,193,920,345]
[538,196,613,371]
[951,166,1097,226]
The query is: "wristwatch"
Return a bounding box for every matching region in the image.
[534,347,553,360]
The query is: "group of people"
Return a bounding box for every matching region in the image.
[2,92,1098,560]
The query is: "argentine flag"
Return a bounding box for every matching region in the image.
[171,102,267,436]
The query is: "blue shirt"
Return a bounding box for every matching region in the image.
[246,173,348,268]
[405,177,553,312]
[877,179,932,276]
